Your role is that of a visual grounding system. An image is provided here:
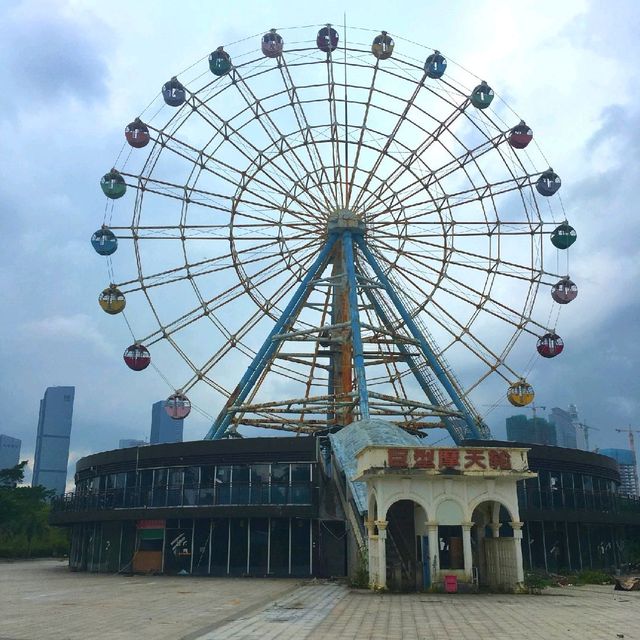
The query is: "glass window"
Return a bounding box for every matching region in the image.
[229,519,248,576]
[192,520,211,576]
[216,466,231,505]
[232,465,250,504]
[271,463,290,504]
[199,467,215,505]
[183,467,199,506]
[291,518,311,576]
[249,518,269,575]
[250,464,270,505]
[210,519,229,575]
[269,518,290,576]
[164,524,193,574]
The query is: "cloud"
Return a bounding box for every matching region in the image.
[0,2,110,114]
[20,313,112,356]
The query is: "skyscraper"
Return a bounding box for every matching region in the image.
[600,448,639,497]
[32,386,75,495]
[506,414,556,446]
[549,407,578,449]
[0,434,21,471]
[150,400,183,444]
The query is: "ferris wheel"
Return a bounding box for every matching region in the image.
[92,24,578,444]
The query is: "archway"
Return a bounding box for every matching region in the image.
[385,500,428,591]
[471,500,519,588]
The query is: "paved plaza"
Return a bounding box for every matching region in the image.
[1,560,639,640]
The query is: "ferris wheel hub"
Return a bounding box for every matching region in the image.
[327,208,365,235]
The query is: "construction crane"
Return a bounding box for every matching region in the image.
[615,426,640,460]
[576,422,599,451]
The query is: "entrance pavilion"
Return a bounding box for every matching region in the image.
[354,443,534,591]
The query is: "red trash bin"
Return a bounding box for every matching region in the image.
[444,575,458,593]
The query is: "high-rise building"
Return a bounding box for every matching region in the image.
[600,448,639,497]
[32,386,75,495]
[506,414,556,446]
[118,438,147,449]
[549,407,578,449]
[0,434,21,474]
[0,433,22,486]
[150,401,183,444]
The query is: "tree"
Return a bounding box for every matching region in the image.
[0,462,62,558]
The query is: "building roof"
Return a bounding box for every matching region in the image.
[329,419,421,513]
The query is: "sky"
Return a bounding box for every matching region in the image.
[1,0,639,487]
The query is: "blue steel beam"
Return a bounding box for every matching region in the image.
[361,286,466,438]
[206,233,338,440]
[355,236,483,440]
[342,231,370,419]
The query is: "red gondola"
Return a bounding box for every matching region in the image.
[508,121,533,149]
[536,332,564,358]
[125,118,150,148]
[123,343,151,371]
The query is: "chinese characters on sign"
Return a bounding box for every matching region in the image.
[386,448,512,471]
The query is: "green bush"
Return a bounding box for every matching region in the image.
[574,570,614,585]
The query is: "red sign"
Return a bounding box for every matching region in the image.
[384,447,514,472]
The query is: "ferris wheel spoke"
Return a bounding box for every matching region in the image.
[325,52,345,207]
[277,55,338,210]
[369,237,551,337]
[366,130,507,221]
[351,68,428,212]
[149,126,322,221]
[367,249,521,378]
[140,238,322,350]
[345,61,379,208]
[354,95,469,212]
[188,94,328,217]
[223,67,332,213]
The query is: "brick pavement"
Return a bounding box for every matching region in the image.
[0,560,298,640]
[1,560,639,640]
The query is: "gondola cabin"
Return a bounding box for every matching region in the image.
[424,50,447,79]
[372,31,394,60]
[162,77,186,107]
[100,170,126,199]
[551,278,578,304]
[164,392,192,419]
[125,119,150,148]
[536,169,561,196]
[123,344,151,371]
[550,223,577,249]
[209,47,232,76]
[262,29,284,58]
[536,332,564,358]
[98,286,126,315]
[508,121,533,149]
[91,227,118,256]
[507,380,535,407]
[470,81,494,109]
[317,26,339,53]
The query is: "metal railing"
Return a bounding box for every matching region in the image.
[52,481,315,513]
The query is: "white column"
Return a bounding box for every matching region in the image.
[462,522,474,581]
[511,521,525,584]
[365,519,378,586]
[489,522,501,538]
[375,520,388,588]
[427,523,439,582]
